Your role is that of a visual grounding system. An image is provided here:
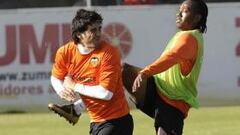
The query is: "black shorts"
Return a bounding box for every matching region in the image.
[154,95,185,135]
[145,77,184,135]
[90,114,133,135]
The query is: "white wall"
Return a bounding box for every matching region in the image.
[0,3,240,112]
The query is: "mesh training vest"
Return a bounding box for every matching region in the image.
[154,29,204,108]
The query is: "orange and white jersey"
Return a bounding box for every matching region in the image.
[52,41,129,122]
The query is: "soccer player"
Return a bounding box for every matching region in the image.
[132,0,208,135]
[49,9,133,135]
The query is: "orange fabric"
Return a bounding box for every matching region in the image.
[141,32,198,76]
[52,41,129,122]
[157,90,190,118]
[141,33,198,117]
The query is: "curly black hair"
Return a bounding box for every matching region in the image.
[71,9,103,44]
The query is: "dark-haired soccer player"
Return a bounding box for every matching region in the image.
[49,9,133,135]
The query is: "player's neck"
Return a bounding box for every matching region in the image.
[77,43,94,55]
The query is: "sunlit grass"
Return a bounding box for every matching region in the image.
[1,106,240,135]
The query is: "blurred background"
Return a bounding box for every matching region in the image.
[0,0,240,134]
[0,0,239,112]
[0,0,239,111]
[0,0,240,8]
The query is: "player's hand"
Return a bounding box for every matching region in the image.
[61,76,77,102]
[63,76,76,90]
[58,89,76,102]
[132,72,148,92]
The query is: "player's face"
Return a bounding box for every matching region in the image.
[176,0,197,30]
[79,23,102,48]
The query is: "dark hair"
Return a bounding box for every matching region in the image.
[72,9,103,44]
[191,0,208,33]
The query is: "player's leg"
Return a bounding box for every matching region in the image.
[140,76,157,118]
[122,63,156,118]
[48,99,85,125]
[154,96,184,135]
[90,114,134,135]
[157,127,168,135]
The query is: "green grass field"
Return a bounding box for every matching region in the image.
[1,106,240,135]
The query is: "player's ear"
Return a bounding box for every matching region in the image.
[194,14,202,25]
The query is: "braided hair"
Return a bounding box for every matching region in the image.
[191,0,208,33]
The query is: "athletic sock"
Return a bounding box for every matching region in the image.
[73,99,86,115]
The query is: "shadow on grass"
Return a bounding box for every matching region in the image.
[0,110,26,114]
